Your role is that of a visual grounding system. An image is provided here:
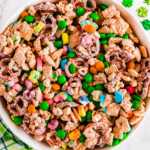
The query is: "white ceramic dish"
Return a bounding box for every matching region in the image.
[0,0,150,150]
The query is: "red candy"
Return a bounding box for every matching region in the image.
[36,57,43,71]
[127,86,135,94]
[48,119,59,130]
[54,95,64,103]
[47,99,53,105]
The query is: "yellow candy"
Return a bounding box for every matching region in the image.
[78,105,86,117]
[62,33,69,45]
[28,70,41,84]
[69,129,80,140]
[61,143,67,150]
[34,22,45,33]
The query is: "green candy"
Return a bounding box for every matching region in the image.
[86,111,92,122]
[57,74,67,85]
[99,3,108,10]
[106,33,116,38]
[69,63,77,74]
[112,139,121,146]
[39,82,46,92]
[86,86,94,94]
[81,111,92,123]
[58,20,67,30]
[122,33,129,39]
[79,133,86,143]
[84,73,93,83]
[24,15,35,24]
[100,39,108,45]
[12,116,23,125]
[100,33,107,39]
[82,82,89,90]
[132,99,141,109]
[81,116,87,123]
[67,51,76,58]
[104,61,110,68]
[56,129,67,140]
[66,94,73,102]
[132,94,141,101]
[98,54,106,62]
[51,73,57,79]
[93,101,100,109]
[39,101,49,111]
[76,7,86,16]
[89,12,101,21]
[54,40,63,49]
[94,84,105,90]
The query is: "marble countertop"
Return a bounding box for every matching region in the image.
[0,0,150,150]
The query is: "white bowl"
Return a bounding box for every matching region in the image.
[0,0,150,150]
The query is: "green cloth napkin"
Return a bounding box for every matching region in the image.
[0,119,31,150]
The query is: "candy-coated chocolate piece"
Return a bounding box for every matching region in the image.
[114,91,124,104]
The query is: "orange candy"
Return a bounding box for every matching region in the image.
[69,129,80,140]
[27,104,36,113]
[139,46,148,58]
[127,111,133,119]
[20,11,28,18]
[83,24,96,33]
[90,66,97,74]
[95,61,104,72]
[52,83,60,91]
[127,60,135,69]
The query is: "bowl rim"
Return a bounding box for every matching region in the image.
[0,0,150,150]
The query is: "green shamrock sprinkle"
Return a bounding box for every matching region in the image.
[145,0,150,5]
[141,19,150,30]
[137,6,148,17]
[122,0,133,7]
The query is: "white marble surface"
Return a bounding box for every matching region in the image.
[0,0,150,150]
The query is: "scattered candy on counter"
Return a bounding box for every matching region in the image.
[122,0,134,7]
[141,19,150,30]
[137,6,148,17]
[145,0,150,5]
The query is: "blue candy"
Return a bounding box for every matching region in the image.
[60,58,68,70]
[79,96,90,105]
[103,107,107,113]
[100,95,106,107]
[114,91,124,104]
[67,47,73,52]
[100,95,106,104]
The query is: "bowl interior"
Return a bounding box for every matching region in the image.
[0,0,150,150]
